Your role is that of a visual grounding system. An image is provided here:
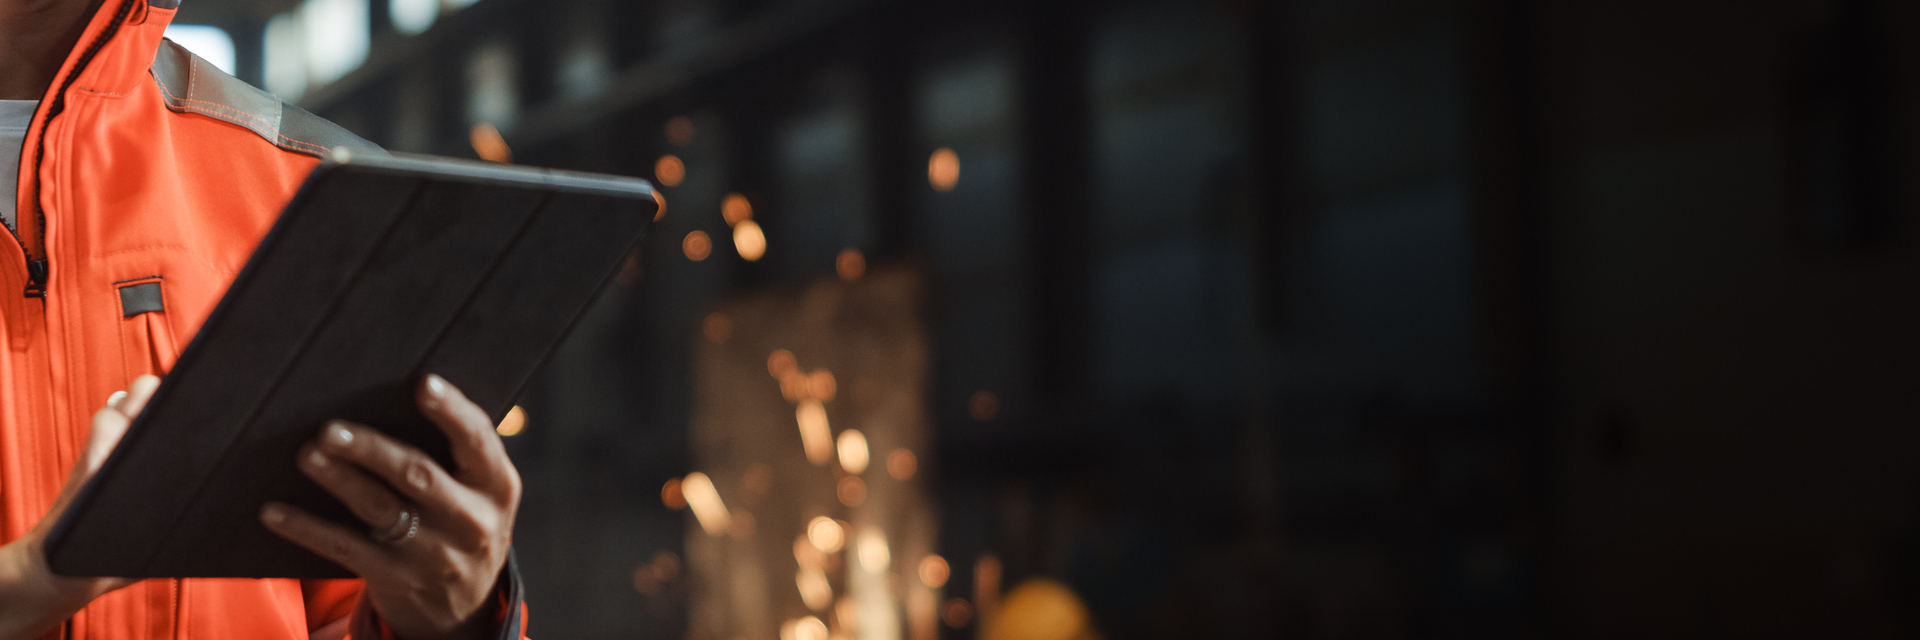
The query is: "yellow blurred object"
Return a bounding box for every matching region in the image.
[733,220,766,261]
[836,429,869,474]
[681,472,731,535]
[796,400,833,464]
[982,579,1098,640]
[495,405,526,436]
[806,516,845,553]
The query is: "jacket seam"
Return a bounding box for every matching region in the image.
[111,274,163,285]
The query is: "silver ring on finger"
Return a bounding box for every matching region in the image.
[369,503,420,546]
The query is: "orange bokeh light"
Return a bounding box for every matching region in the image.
[807,516,845,553]
[808,369,837,402]
[469,123,511,163]
[887,448,917,480]
[836,248,866,281]
[768,349,798,378]
[723,193,753,226]
[660,477,686,510]
[665,116,695,146]
[734,220,766,261]
[942,598,973,628]
[928,147,959,192]
[495,405,527,436]
[836,475,866,507]
[969,390,999,422]
[683,230,712,261]
[655,154,686,187]
[651,189,666,221]
[919,555,950,588]
[703,312,732,344]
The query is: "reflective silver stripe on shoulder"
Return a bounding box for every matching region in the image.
[149,39,383,158]
[149,0,180,9]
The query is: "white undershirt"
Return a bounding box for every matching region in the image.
[0,100,38,232]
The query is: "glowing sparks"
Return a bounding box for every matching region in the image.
[969,390,998,422]
[702,312,732,344]
[807,516,845,553]
[665,116,694,146]
[797,400,833,465]
[928,147,959,192]
[723,193,753,225]
[836,475,866,507]
[469,123,511,163]
[856,528,890,572]
[887,448,918,480]
[836,248,865,281]
[797,568,833,611]
[495,405,527,436]
[683,230,711,261]
[660,477,685,510]
[919,555,950,587]
[734,220,766,261]
[681,472,730,536]
[655,154,685,187]
[836,429,869,474]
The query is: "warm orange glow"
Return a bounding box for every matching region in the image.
[794,535,827,570]
[786,616,828,640]
[919,555,950,587]
[495,405,527,436]
[743,463,773,496]
[660,478,686,510]
[733,220,766,261]
[808,369,837,402]
[836,429,869,474]
[856,527,889,572]
[943,598,974,628]
[655,154,686,187]
[723,193,753,226]
[780,371,811,402]
[469,123,511,163]
[651,190,666,221]
[768,349,798,378]
[928,147,959,192]
[807,516,845,553]
[908,589,937,640]
[836,596,862,636]
[681,472,730,536]
[632,551,681,596]
[797,568,833,611]
[665,116,695,146]
[975,554,1002,632]
[983,579,1093,640]
[797,400,833,464]
[836,248,866,281]
[728,509,756,540]
[887,448,918,480]
[683,230,711,261]
[836,475,866,507]
[969,390,999,422]
[703,312,732,344]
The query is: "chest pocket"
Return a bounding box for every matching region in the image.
[117,277,179,377]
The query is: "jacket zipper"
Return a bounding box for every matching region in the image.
[18,0,136,297]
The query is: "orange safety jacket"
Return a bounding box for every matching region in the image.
[3,0,528,638]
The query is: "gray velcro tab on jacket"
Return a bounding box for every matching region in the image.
[149,39,383,158]
[120,282,163,317]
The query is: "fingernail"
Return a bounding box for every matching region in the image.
[306,449,329,468]
[261,504,286,525]
[425,374,448,397]
[326,422,354,447]
[107,391,128,411]
[407,466,430,490]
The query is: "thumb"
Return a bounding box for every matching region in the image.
[80,376,156,476]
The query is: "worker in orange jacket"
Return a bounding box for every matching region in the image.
[0,0,529,638]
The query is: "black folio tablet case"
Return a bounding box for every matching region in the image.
[45,151,655,578]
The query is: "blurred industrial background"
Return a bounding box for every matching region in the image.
[162,0,1920,637]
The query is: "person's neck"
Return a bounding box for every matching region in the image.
[0,0,106,100]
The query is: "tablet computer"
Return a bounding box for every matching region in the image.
[45,150,655,578]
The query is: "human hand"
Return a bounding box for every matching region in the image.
[0,375,158,640]
[259,375,521,640]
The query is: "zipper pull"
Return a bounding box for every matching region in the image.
[24,259,47,298]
